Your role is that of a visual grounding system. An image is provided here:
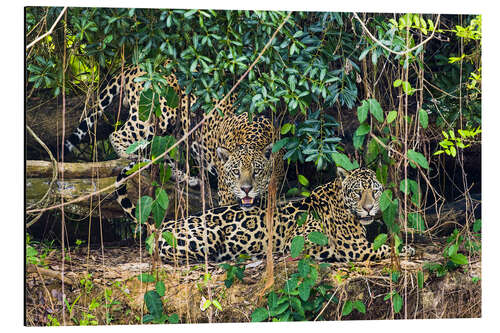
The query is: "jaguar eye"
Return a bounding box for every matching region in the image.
[233,169,240,177]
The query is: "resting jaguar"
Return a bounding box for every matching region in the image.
[64,65,284,220]
[150,168,415,263]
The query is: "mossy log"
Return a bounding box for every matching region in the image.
[26,159,129,179]
[26,159,212,220]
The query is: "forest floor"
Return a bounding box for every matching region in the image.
[25,234,481,326]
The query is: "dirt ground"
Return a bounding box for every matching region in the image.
[24,235,481,326]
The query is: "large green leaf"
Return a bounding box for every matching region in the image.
[331,152,359,171]
[298,279,313,301]
[290,236,305,258]
[251,307,269,322]
[369,98,384,123]
[144,290,163,320]
[355,123,370,136]
[418,109,428,129]
[353,300,366,314]
[135,196,153,224]
[357,100,369,123]
[392,292,403,313]
[379,190,393,212]
[386,110,398,124]
[450,253,468,265]
[137,273,155,283]
[162,231,177,249]
[407,149,429,170]
[308,231,328,246]
[373,233,388,250]
[155,281,166,297]
[342,300,353,316]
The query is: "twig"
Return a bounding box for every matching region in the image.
[26,7,68,50]
[27,264,77,286]
[352,12,441,57]
[26,126,58,227]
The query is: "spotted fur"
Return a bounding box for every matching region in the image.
[150,168,415,263]
[64,64,284,221]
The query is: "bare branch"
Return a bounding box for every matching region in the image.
[26,7,68,50]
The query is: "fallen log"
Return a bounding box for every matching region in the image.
[26,159,130,179]
[26,160,214,220]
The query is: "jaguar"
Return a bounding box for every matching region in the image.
[63,64,284,220]
[149,168,415,263]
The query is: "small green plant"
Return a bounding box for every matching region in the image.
[78,312,98,326]
[80,273,94,295]
[46,314,60,326]
[251,215,336,322]
[137,273,179,324]
[423,227,475,278]
[74,239,85,250]
[434,127,481,157]
[341,299,366,317]
[26,234,55,267]
[78,298,100,326]
[220,254,249,288]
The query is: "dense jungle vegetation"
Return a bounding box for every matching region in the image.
[25,7,481,325]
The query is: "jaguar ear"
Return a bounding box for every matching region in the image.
[336,167,351,180]
[263,143,273,160]
[216,146,231,163]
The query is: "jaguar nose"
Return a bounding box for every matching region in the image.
[241,184,252,194]
[363,202,374,212]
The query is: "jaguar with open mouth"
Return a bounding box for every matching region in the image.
[217,144,281,209]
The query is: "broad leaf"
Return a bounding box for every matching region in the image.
[373,233,388,250]
[308,231,328,246]
[407,149,429,170]
[144,290,163,319]
[418,109,428,129]
[135,196,153,224]
[251,308,269,322]
[290,236,305,258]
[369,98,384,123]
[357,100,369,123]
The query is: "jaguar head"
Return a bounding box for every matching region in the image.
[217,144,274,209]
[339,167,383,225]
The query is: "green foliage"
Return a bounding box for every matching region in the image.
[407,149,429,170]
[373,233,388,250]
[331,152,359,171]
[423,225,479,278]
[138,274,179,324]
[250,213,336,322]
[290,235,305,258]
[26,234,54,267]
[384,291,403,313]
[279,110,341,170]
[342,299,366,316]
[434,127,481,157]
[307,231,328,246]
[252,248,335,321]
[220,255,249,288]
